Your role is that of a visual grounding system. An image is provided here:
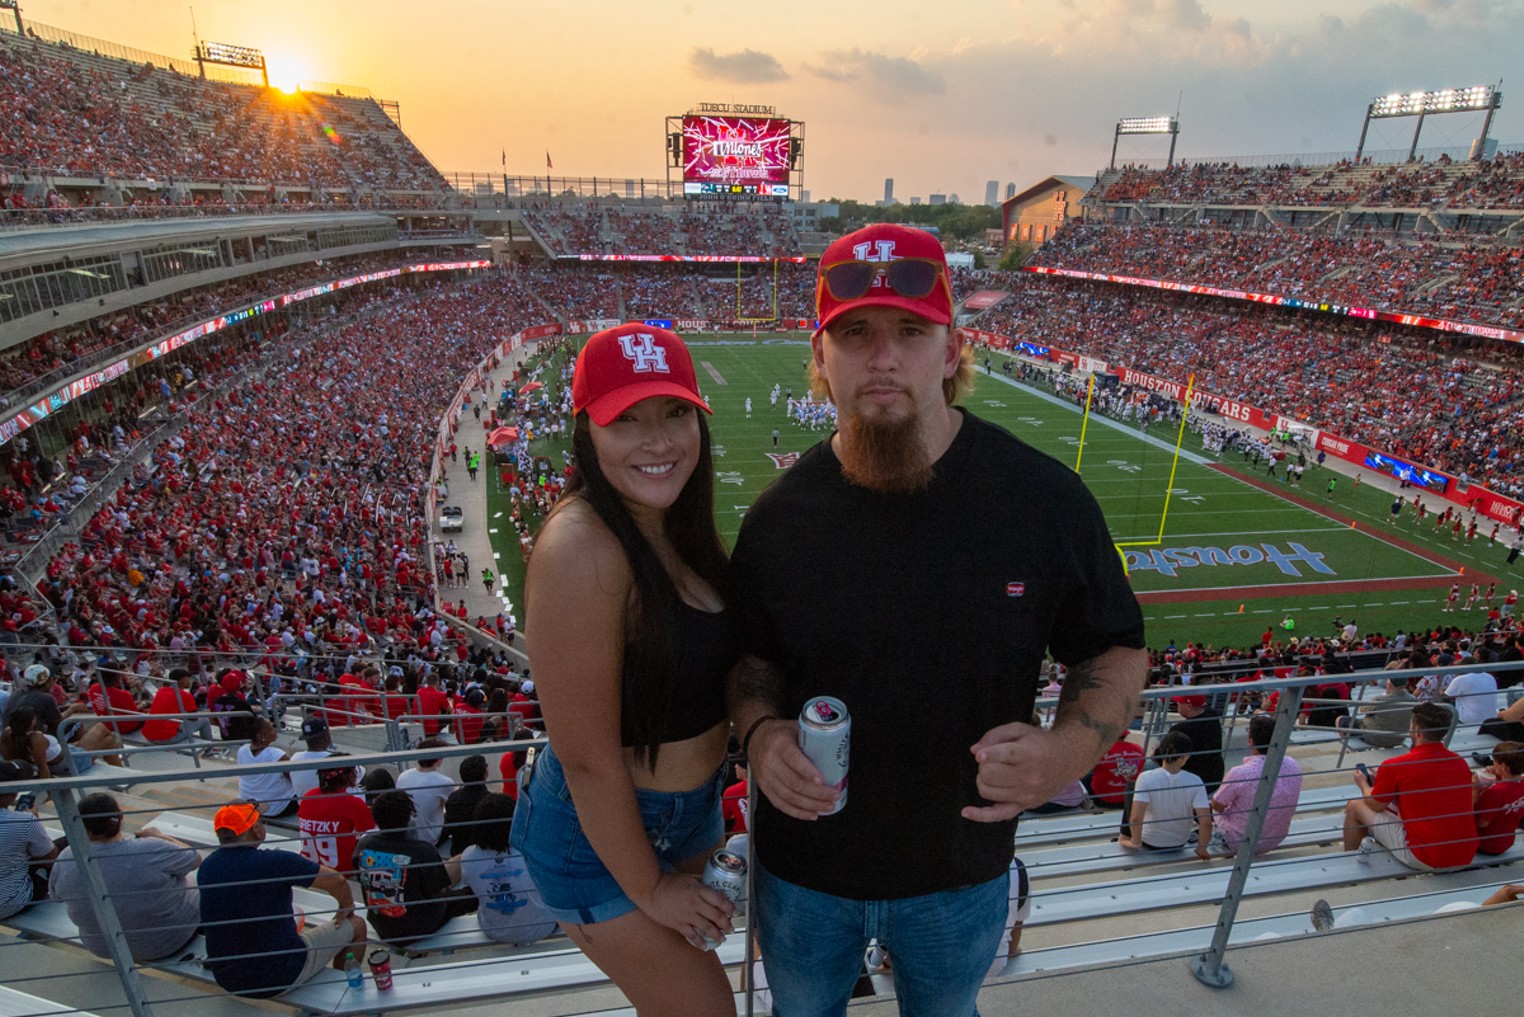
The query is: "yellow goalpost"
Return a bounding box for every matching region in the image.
[735,258,779,326]
[1071,370,1196,555]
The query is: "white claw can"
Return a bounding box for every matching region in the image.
[700,848,747,950]
[799,696,850,815]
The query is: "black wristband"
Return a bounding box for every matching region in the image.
[740,716,776,761]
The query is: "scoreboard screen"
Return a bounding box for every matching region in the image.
[682,115,791,196]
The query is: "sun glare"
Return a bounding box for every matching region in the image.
[263,51,309,96]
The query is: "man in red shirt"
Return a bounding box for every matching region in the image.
[88,673,146,736]
[1087,733,1145,808]
[297,766,376,874]
[1473,741,1524,856]
[1342,703,1478,870]
[143,668,214,744]
[415,673,454,741]
[723,763,749,835]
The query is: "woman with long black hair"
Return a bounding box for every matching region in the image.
[511,323,738,1016]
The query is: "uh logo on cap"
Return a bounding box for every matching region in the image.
[617,333,670,374]
[853,239,898,289]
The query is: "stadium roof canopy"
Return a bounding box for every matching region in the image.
[1001,175,1097,210]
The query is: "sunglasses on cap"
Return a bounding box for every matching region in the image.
[819,257,948,302]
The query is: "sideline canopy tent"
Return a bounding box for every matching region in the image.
[486,426,520,448]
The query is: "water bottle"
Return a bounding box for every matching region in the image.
[345,950,363,990]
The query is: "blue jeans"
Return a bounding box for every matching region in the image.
[755,861,1009,1017]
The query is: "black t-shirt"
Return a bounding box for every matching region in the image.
[731,411,1145,899]
[442,785,490,859]
[1169,710,1225,792]
[3,690,63,737]
[354,832,451,943]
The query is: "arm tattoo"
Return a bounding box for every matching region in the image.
[728,655,786,714]
[1057,661,1103,705]
[1055,657,1130,748]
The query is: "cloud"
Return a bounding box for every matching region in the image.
[687,47,789,84]
[805,48,945,101]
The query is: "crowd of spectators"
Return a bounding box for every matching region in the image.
[969,274,1524,492]
[520,202,801,258]
[1029,221,1524,330]
[1098,150,1524,210]
[26,273,547,675]
[0,32,444,195]
[0,251,430,403]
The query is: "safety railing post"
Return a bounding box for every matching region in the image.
[1190,683,1304,987]
[52,789,157,1017]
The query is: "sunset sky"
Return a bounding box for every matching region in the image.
[23,0,1523,202]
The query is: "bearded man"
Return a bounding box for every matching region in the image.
[727,223,1148,1017]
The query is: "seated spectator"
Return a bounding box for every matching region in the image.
[48,792,200,961]
[289,717,364,801]
[722,762,748,835]
[415,674,455,741]
[210,671,259,744]
[442,754,490,858]
[87,671,146,736]
[1025,779,1089,816]
[1479,696,1524,742]
[1086,733,1144,809]
[1168,694,1224,793]
[1342,703,1479,870]
[1445,669,1502,728]
[3,665,118,771]
[0,760,56,919]
[1119,732,1212,859]
[298,765,376,874]
[1473,742,1524,856]
[360,767,397,809]
[445,792,555,947]
[395,738,454,845]
[985,856,1031,978]
[1,707,55,780]
[1304,677,1351,730]
[497,747,524,801]
[354,790,476,945]
[197,801,365,998]
[236,717,297,819]
[1336,676,1416,748]
[1210,714,1303,855]
[142,668,215,745]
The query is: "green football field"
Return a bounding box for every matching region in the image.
[487,335,1519,653]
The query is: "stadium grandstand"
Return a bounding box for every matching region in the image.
[0,11,1520,1017]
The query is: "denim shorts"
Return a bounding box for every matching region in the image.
[509,744,725,925]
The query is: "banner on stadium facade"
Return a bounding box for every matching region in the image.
[0,262,489,449]
[567,254,809,264]
[958,327,1010,350]
[1023,265,1524,346]
[962,291,1008,311]
[1078,356,1109,375]
[517,324,562,342]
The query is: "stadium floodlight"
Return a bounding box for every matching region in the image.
[195,40,269,87]
[1357,83,1502,162]
[1117,116,1178,135]
[1111,116,1179,170]
[0,0,21,37]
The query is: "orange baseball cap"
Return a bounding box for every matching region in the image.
[213,802,261,837]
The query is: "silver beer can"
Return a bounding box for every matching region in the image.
[799,696,849,815]
[700,848,747,950]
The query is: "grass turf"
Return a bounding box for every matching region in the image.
[483,334,1522,653]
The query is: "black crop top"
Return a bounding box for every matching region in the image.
[621,600,738,746]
